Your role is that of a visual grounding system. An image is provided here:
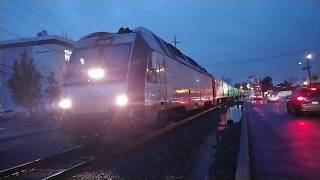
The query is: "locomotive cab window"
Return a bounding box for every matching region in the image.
[65,43,132,84]
[105,43,132,66]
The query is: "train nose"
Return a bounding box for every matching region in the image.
[61,83,128,114]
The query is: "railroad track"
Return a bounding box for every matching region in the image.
[0,128,59,142]
[0,145,93,179]
[0,103,228,179]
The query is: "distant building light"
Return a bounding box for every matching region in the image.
[64,49,72,61]
[298,62,302,65]
[303,81,308,86]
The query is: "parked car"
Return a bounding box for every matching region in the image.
[287,86,320,115]
[0,109,16,120]
[267,93,280,103]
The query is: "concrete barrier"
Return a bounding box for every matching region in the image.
[235,102,251,180]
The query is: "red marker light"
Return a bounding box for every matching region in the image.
[310,88,317,91]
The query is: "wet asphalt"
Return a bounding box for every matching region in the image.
[247,100,320,180]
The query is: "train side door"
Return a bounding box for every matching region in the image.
[154,53,167,106]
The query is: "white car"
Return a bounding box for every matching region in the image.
[267,93,280,103]
[0,109,16,119]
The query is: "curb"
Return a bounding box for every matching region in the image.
[235,102,251,180]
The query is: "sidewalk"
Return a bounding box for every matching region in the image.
[0,118,60,141]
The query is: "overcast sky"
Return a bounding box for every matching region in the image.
[1,0,319,84]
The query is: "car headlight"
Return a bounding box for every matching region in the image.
[116,94,128,106]
[88,68,105,79]
[58,98,72,109]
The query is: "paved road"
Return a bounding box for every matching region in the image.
[247,101,320,180]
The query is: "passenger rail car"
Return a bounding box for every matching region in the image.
[58,27,238,138]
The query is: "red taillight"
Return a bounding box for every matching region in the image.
[296,96,306,101]
[310,88,317,91]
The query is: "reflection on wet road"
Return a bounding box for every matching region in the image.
[247,101,320,180]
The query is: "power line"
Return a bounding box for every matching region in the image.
[0,6,44,31]
[0,27,68,55]
[21,0,89,34]
[207,50,319,66]
[0,28,27,39]
[0,5,75,55]
[12,0,82,37]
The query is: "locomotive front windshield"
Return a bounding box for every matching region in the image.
[65,43,132,84]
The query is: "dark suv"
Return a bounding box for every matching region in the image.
[287,86,320,115]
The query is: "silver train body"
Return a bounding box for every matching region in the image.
[59,27,238,137]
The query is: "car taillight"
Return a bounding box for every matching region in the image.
[296,96,307,102]
[310,88,317,91]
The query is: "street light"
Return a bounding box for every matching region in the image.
[298,62,302,65]
[305,53,312,84]
[306,54,312,59]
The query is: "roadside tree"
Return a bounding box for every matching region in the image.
[8,50,42,117]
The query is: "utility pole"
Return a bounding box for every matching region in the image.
[305,54,312,85]
[172,35,180,48]
[306,58,312,84]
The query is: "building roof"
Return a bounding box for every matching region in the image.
[0,35,74,49]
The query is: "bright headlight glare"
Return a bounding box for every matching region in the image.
[58,98,72,109]
[88,68,105,79]
[116,94,128,106]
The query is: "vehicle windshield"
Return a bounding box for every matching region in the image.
[65,43,132,84]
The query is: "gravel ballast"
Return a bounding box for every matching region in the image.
[72,108,224,180]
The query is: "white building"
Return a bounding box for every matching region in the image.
[0,31,74,112]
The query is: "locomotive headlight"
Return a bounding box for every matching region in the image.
[116,94,128,106]
[58,98,72,109]
[88,68,105,80]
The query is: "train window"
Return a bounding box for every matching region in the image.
[146,52,158,83]
[186,57,199,67]
[153,36,167,54]
[105,43,132,66]
[165,42,185,60]
[65,43,132,84]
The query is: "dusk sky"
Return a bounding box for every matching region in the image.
[1,0,319,84]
